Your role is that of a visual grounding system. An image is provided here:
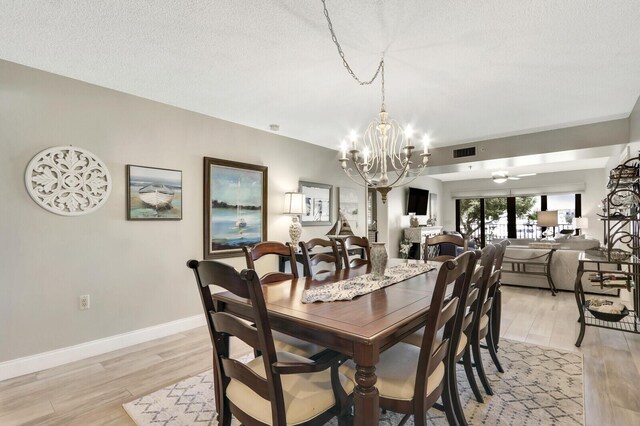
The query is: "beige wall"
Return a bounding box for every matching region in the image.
[0,60,366,362]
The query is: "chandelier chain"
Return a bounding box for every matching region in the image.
[321,0,386,108]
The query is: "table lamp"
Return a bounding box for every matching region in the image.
[537,210,558,241]
[284,192,305,248]
[573,217,589,236]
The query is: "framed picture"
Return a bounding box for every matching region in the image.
[338,187,359,230]
[204,158,267,259]
[126,165,182,220]
[299,181,332,226]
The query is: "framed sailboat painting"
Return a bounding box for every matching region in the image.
[126,165,182,220]
[204,157,267,259]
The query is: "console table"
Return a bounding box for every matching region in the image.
[502,248,558,295]
[403,226,443,260]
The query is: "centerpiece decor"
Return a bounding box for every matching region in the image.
[370,242,388,279]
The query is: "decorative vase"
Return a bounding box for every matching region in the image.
[289,216,302,248]
[409,214,419,228]
[370,242,388,279]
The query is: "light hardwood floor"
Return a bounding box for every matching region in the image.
[1,286,639,425]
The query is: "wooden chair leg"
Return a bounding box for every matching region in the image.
[221,397,232,426]
[462,349,483,403]
[491,287,502,350]
[442,359,461,426]
[485,327,504,373]
[447,358,468,426]
[472,338,494,396]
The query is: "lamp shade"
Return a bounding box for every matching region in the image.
[284,192,305,215]
[537,210,558,227]
[573,217,589,229]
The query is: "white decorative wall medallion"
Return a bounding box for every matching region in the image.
[25,146,112,216]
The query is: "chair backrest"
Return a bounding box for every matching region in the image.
[299,238,341,277]
[471,244,497,334]
[493,239,511,271]
[186,259,286,425]
[424,234,466,261]
[243,241,299,284]
[441,250,482,363]
[339,236,371,268]
[414,252,473,407]
[451,250,483,354]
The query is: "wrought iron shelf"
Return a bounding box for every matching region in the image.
[581,306,639,333]
[575,154,640,346]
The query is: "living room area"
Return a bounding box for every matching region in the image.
[3,1,640,425]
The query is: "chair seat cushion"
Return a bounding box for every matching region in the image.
[273,331,324,357]
[479,314,489,330]
[341,343,444,401]
[227,351,354,425]
[402,329,468,358]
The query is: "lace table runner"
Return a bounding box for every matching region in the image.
[301,262,437,303]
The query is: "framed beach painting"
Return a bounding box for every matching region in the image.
[204,158,267,259]
[299,181,332,226]
[338,187,359,230]
[126,165,182,220]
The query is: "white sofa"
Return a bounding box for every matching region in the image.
[501,238,616,295]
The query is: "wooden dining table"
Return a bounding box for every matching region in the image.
[213,259,442,425]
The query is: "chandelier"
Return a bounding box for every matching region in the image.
[322,0,431,204]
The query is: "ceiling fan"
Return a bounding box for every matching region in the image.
[491,171,536,183]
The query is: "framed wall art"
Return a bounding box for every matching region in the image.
[338,187,359,230]
[126,165,182,220]
[204,158,267,258]
[299,181,332,226]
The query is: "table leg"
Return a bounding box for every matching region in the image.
[354,363,379,425]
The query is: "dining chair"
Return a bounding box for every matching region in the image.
[299,238,341,278]
[491,239,510,352]
[338,235,371,268]
[402,250,483,425]
[243,241,299,284]
[467,244,503,400]
[423,234,466,261]
[341,252,473,426]
[242,241,323,357]
[187,259,354,426]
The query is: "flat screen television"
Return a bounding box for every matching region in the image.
[406,187,429,215]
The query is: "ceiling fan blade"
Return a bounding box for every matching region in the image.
[508,176,520,180]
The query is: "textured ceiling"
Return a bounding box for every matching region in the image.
[1,0,640,153]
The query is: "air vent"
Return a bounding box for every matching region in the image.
[453,146,476,158]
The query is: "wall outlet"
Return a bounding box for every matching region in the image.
[79,295,90,310]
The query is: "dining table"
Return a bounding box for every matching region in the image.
[213,258,442,425]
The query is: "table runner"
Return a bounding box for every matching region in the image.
[301,262,436,303]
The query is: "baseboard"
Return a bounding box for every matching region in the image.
[0,314,206,382]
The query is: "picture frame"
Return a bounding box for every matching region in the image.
[338,187,359,230]
[299,181,332,226]
[204,157,267,259]
[126,165,182,220]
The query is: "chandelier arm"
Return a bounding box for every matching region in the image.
[343,168,373,188]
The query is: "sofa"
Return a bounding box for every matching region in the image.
[500,237,616,295]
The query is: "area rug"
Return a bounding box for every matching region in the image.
[123,339,583,425]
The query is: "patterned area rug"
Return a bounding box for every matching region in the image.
[123,339,583,425]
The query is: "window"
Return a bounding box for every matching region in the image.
[515,196,541,239]
[484,198,508,243]
[547,193,576,233]
[456,193,579,246]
